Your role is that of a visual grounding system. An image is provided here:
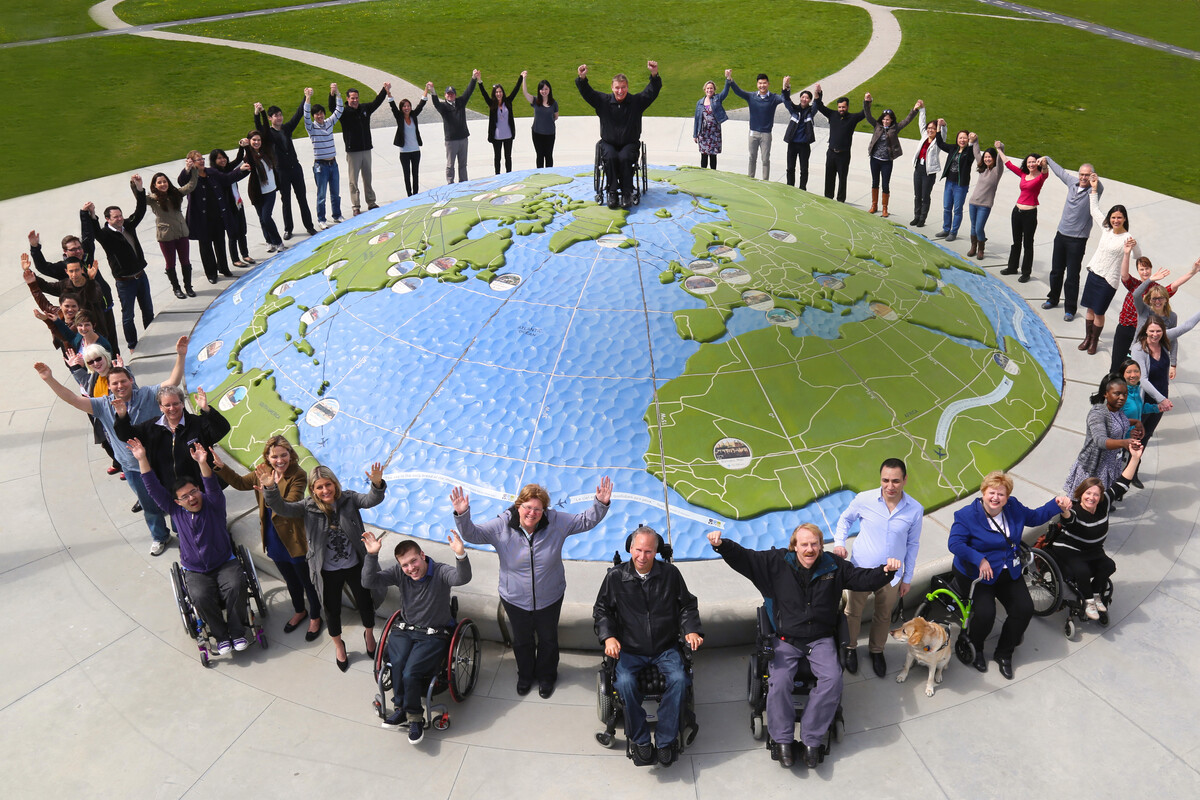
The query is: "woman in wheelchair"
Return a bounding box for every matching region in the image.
[133,438,250,655]
[949,472,1072,680]
[1051,440,1142,621]
[362,529,471,743]
[707,525,899,769]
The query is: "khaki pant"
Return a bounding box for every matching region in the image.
[844,580,901,654]
[346,150,375,211]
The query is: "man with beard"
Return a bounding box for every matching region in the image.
[813,84,868,203]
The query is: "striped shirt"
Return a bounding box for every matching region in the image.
[304,97,344,161]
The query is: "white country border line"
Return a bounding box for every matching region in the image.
[933,377,1014,448]
[569,492,725,529]
[382,471,516,503]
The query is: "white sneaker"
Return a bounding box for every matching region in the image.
[149,539,168,557]
[278,242,287,251]
[1093,597,1107,613]
[266,245,277,253]
[1084,599,1100,620]
[217,640,233,656]
[232,637,250,652]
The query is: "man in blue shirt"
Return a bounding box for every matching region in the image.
[832,458,924,677]
[727,69,783,181]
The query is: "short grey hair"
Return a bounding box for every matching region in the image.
[155,384,186,405]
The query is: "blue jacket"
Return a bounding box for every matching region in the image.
[455,498,609,611]
[692,82,731,138]
[728,80,783,132]
[949,496,1060,584]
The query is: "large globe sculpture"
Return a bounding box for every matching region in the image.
[185,166,1062,560]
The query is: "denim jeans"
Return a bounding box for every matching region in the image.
[942,182,969,234]
[968,203,993,241]
[614,648,688,746]
[869,157,894,192]
[125,469,169,543]
[386,629,448,716]
[312,159,342,222]
[257,190,282,246]
[114,272,153,349]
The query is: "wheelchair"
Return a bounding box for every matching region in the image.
[168,543,267,667]
[746,600,846,764]
[912,571,983,667]
[593,140,648,207]
[371,598,480,733]
[594,643,699,760]
[1029,531,1115,638]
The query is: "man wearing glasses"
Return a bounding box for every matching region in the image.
[1042,158,1102,321]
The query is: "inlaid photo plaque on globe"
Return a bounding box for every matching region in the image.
[185,166,1062,559]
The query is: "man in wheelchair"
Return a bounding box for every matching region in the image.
[132,438,249,655]
[577,60,660,209]
[593,526,703,767]
[708,525,899,768]
[362,529,471,743]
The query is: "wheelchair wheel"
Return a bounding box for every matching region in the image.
[596,668,615,724]
[236,545,268,620]
[432,712,450,731]
[1024,546,1063,616]
[593,141,604,203]
[832,710,845,743]
[1064,619,1076,639]
[200,647,211,668]
[169,563,194,638]
[1101,579,1114,606]
[446,619,480,702]
[954,632,975,666]
[375,610,403,688]
[750,713,765,741]
[747,656,763,708]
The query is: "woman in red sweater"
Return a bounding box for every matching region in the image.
[998,147,1049,282]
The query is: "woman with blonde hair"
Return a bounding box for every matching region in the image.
[213,436,322,640]
[264,460,386,671]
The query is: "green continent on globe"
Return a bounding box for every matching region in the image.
[641,168,1057,520]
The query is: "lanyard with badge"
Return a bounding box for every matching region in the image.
[987,512,1021,571]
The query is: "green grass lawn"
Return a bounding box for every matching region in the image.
[114,0,330,25]
[0,0,100,43]
[849,10,1199,202]
[0,36,355,201]
[1015,0,1200,52]
[170,0,871,118]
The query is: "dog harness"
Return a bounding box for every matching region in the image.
[924,622,952,653]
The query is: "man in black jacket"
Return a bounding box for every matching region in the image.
[577,61,660,209]
[113,385,230,490]
[428,72,479,185]
[813,84,868,203]
[593,526,702,767]
[708,524,898,769]
[331,83,389,215]
[83,178,153,351]
[255,98,317,238]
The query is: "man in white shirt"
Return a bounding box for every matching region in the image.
[833,458,923,677]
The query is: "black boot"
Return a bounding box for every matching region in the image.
[165,268,185,299]
[181,264,196,297]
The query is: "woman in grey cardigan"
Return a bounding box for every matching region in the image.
[967,142,1004,259]
[265,461,386,672]
[451,476,613,698]
[1062,375,1138,494]
[147,167,198,299]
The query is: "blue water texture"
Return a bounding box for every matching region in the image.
[187,166,1062,560]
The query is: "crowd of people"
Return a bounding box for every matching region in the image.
[21,60,1200,767]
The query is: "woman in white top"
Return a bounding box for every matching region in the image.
[389,90,427,197]
[243,127,285,253]
[1078,173,1137,355]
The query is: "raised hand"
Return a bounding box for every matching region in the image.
[706,529,723,548]
[1123,237,1136,253]
[915,98,924,109]
[448,529,465,557]
[254,101,264,113]
[595,475,613,504]
[994,140,1004,151]
[450,485,469,514]
[968,132,978,144]
[176,335,189,356]
[577,64,588,78]
[190,441,208,463]
[362,530,383,555]
[1055,495,1072,512]
[724,68,732,80]
[112,355,124,368]
[304,87,314,99]
[520,70,528,79]
[21,252,32,271]
[32,308,50,321]
[127,437,146,461]
[86,262,99,280]
[194,387,208,411]
[1088,173,1100,189]
[832,545,848,558]
[239,137,250,148]
[382,81,391,93]
[67,349,84,368]
[111,394,127,418]
[647,60,658,75]
[210,449,225,470]
[131,174,143,191]
[471,69,480,81]
[330,82,338,95]
[425,81,435,93]
[28,230,39,247]
[83,201,96,216]
[366,461,384,486]
[255,461,275,487]
[33,361,52,380]
[864,91,872,102]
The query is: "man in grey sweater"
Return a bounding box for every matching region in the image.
[1043,159,1102,321]
[428,71,480,184]
[362,530,472,743]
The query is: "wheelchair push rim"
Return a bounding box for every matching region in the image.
[447,619,480,702]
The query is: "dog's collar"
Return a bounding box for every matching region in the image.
[923,622,952,652]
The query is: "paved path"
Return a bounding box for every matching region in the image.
[4,115,1200,797]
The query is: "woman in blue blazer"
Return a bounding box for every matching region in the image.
[949,471,1071,679]
[693,79,730,169]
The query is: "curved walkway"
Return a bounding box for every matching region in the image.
[4,115,1200,796]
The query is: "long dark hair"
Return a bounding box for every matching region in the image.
[1104,204,1130,231]
[245,129,276,181]
[148,172,185,212]
[977,146,998,173]
[536,79,554,107]
[209,148,232,172]
[1089,374,1125,405]
[1137,314,1172,352]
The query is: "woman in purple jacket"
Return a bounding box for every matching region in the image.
[451,477,612,698]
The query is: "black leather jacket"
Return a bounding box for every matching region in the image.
[593,559,702,656]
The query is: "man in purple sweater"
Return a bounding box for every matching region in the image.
[133,437,248,655]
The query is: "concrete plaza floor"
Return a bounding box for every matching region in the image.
[2,116,1199,798]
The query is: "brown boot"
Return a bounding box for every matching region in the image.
[976,240,985,260]
[967,235,978,257]
[869,187,879,214]
[1087,323,1103,355]
[881,192,890,217]
[1077,319,1094,351]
